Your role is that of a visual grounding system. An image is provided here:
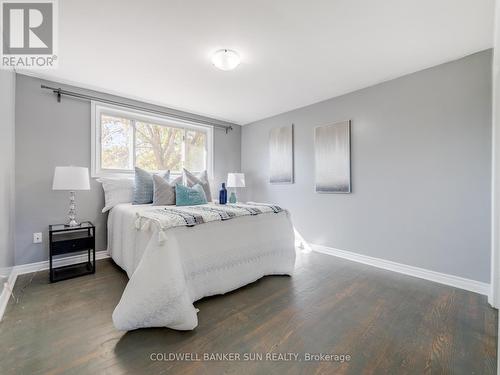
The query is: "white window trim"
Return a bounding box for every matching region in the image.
[91,101,214,179]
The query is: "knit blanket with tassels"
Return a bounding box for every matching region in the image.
[135,202,284,243]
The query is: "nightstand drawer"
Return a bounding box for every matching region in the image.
[51,237,93,255]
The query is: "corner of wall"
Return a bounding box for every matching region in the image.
[0,70,16,297]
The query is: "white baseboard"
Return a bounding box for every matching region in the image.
[11,250,110,276]
[311,244,490,296]
[0,250,109,322]
[0,271,17,323]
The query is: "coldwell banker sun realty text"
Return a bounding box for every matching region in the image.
[1,0,58,69]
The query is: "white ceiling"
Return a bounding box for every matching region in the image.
[27,0,494,125]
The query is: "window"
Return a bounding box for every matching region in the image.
[91,102,213,177]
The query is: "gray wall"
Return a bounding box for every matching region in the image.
[15,74,241,266]
[242,50,492,283]
[0,70,16,282]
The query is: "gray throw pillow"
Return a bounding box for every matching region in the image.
[133,167,169,204]
[183,169,212,202]
[152,174,182,206]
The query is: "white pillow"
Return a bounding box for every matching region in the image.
[183,169,213,202]
[97,177,135,213]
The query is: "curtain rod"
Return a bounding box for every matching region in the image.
[40,84,234,133]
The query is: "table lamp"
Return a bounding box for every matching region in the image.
[52,166,90,227]
[227,173,245,203]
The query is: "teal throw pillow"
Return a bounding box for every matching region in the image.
[175,184,208,206]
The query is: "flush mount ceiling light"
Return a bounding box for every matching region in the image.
[211,49,241,71]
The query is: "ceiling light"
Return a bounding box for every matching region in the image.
[211,49,241,71]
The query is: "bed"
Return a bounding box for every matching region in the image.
[108,203,296,331]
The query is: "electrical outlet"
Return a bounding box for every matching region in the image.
[33,232,42,244]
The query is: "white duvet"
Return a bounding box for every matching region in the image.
[108,203,296,331]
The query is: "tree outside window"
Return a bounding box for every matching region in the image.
[100,113,208,173]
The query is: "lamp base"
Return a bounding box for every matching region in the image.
[229,191,237,203]
[65,191,80,227]
[65,219,80,227]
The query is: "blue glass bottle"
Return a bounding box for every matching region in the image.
[219,183,227,204]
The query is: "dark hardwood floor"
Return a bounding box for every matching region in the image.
[0,250,497,374]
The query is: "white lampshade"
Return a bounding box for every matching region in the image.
[227,173,245,188]
[52,166,90,191]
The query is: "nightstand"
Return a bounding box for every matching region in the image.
[49,221,96,282]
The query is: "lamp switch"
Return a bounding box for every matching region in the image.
[33,232,42,244]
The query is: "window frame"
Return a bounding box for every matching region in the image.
[91,101,214,178]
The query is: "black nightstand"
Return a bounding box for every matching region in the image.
[49,221,96,282]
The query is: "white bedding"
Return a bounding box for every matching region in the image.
[108,203,296,331]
